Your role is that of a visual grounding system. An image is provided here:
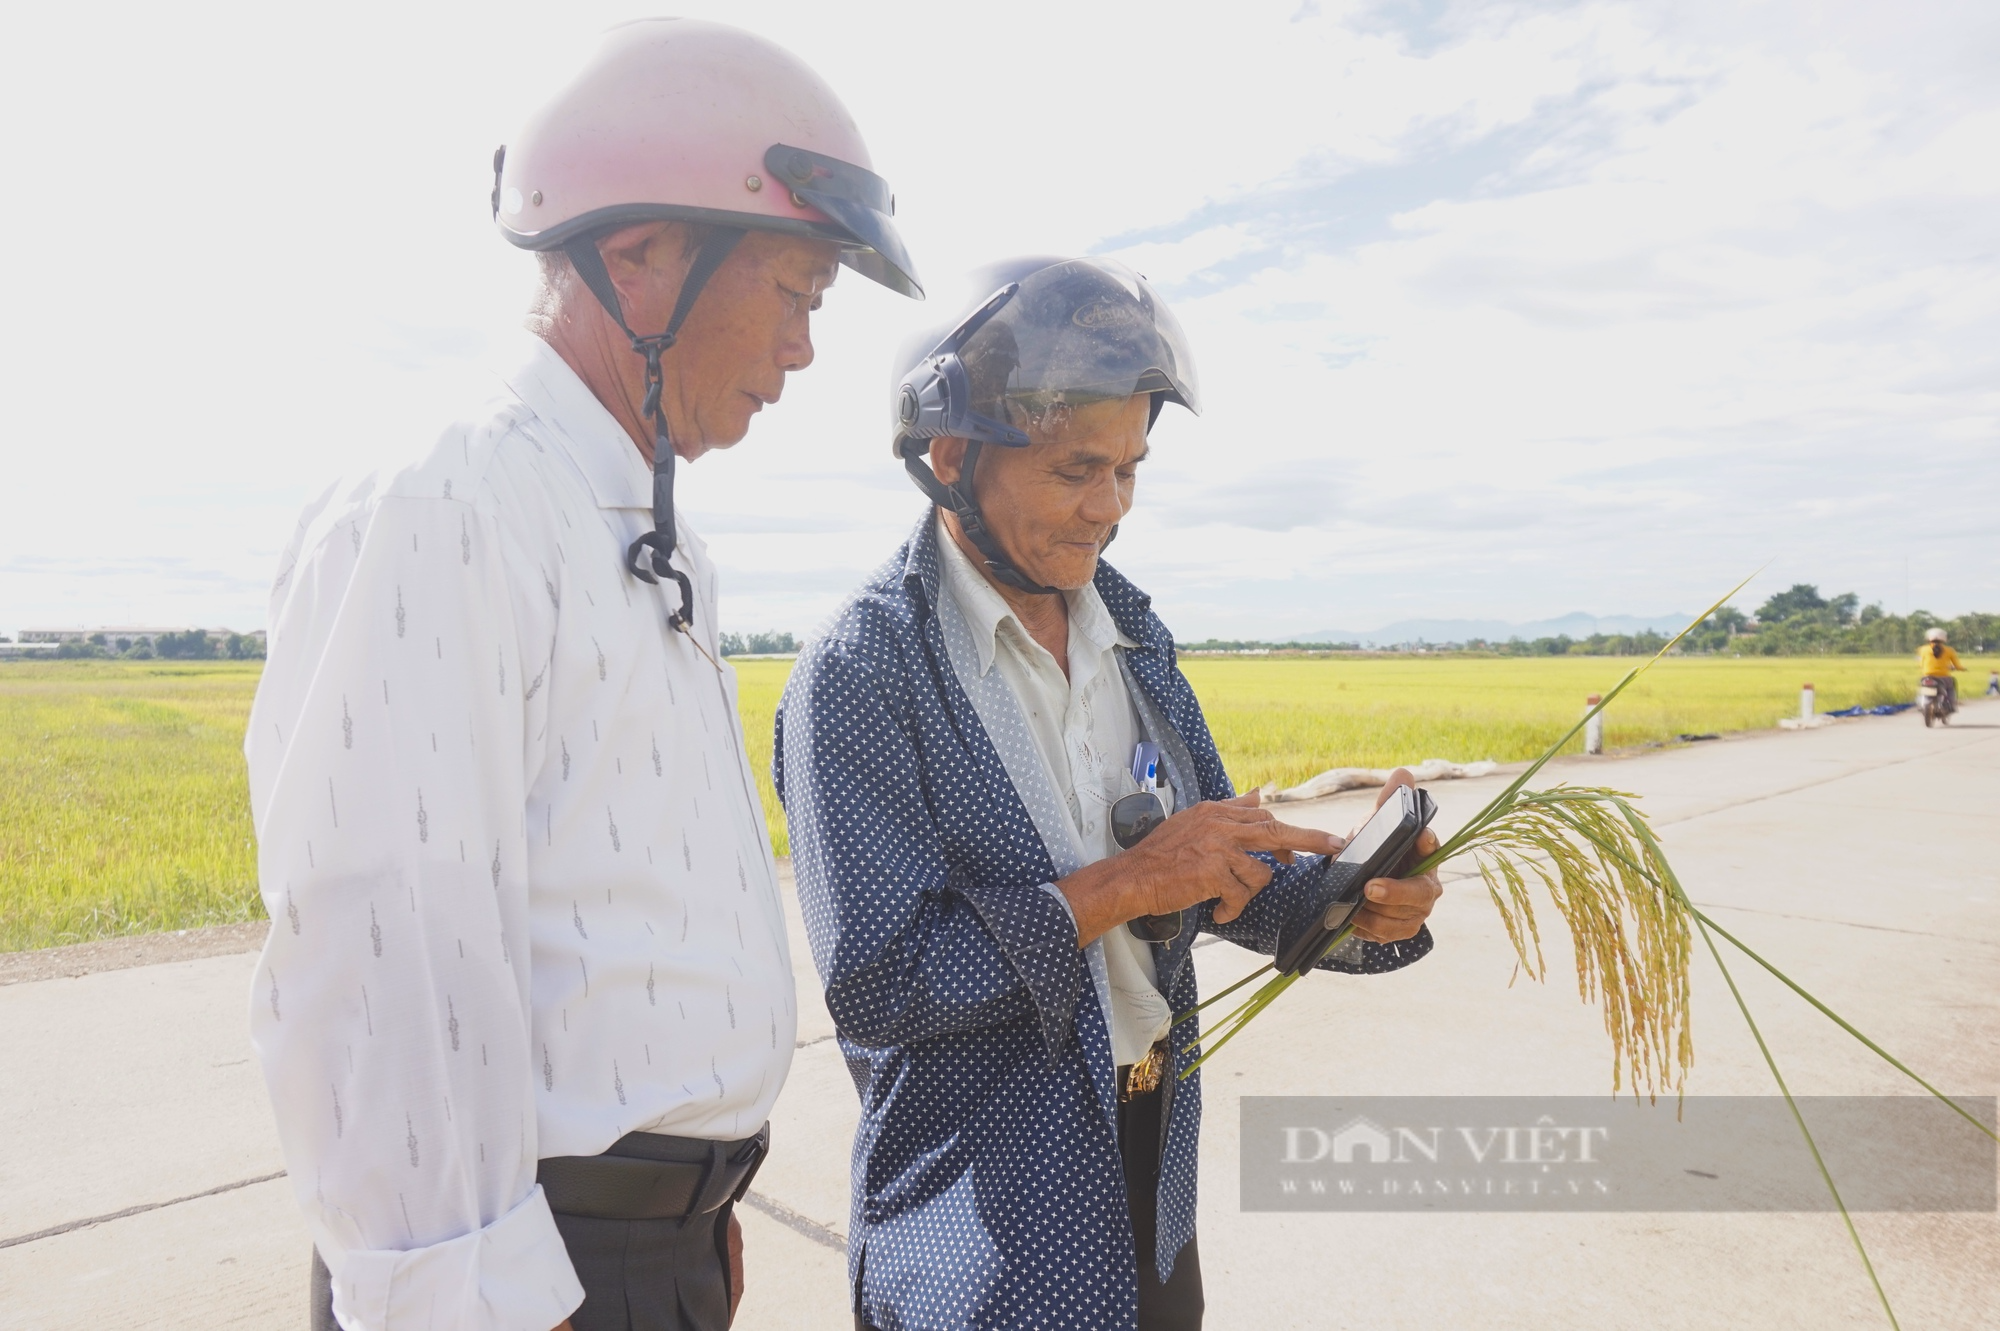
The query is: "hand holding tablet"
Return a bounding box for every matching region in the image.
[1274,783,1438,976]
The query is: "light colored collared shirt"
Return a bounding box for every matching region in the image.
[246,335,795,1331]
[933,515,1175,1066]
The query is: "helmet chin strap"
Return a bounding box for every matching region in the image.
[900,440,1061,596]
[563,227,745,632]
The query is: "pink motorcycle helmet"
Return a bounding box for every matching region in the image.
[493,17,921,298]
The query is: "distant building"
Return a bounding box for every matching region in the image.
[17,627,265,645]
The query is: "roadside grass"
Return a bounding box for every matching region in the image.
[0,653,1969,949]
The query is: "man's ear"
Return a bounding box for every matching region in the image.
[930,437,968,486]
[596,221,683,306]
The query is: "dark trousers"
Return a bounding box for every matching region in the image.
[1121,1083,1205,1331]
[312,1129,761,1331]
[854,1083,1203,1331]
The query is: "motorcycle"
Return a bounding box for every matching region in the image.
[1918,675,1957,728]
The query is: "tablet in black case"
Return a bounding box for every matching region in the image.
[1273,784,1437,977]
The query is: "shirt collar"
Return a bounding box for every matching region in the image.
[502,333,654,512]
[933,513,1135,677]
[1068,571,1134,659]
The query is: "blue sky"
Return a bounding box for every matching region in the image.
[1,0,1994,639]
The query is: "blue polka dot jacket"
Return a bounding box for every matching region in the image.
[775,513,1433,1330]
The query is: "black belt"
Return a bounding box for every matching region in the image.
[538,1124,769,1222]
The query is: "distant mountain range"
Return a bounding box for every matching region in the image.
[1296,612,1694,648]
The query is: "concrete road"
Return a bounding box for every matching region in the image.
[3,702,1995,1330]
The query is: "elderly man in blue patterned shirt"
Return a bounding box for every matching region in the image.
[775,257,1442,1331]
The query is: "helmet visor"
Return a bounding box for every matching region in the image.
[765,144,922,298]
[958,257,1200,431]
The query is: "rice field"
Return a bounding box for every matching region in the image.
[1176,654,1926,792]
[730,653,1935,853]
[0,662,263,952]
[731,660,788,860]
[0,653,1966,950]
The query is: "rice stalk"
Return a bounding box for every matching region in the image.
[1463,786,1691,1099]
[1167,574,1985,1326]
[1182,970,1301,1076]
[1176,961,1272,1025]
[1179,574,1755,1093]
[1182,783,1696,1099]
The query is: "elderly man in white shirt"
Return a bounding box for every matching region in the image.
[246,22,919,1331]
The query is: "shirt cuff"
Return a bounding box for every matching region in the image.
[327,1184,584,1331]
[1039,881,1078,928]
[956,878,1085,1063]
[1318,924,1435,975]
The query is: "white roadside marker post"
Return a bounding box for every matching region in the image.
[1801,682,1815,720]
[1584,693,1604,756]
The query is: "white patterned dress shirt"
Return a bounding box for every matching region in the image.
[933,516,1175,1067]
[245,335,797,1331]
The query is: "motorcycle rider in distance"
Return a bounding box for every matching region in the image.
[1918,627,1965,720]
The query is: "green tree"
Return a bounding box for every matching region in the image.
[720,630,799,657]
[155,630,217,660]
[1755,584,1826,623]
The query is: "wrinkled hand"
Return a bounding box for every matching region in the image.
[1058,793,1342,945]
[1349,771,1444,943]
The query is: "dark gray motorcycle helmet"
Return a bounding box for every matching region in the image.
[891,256,1200,592]
[892,255,1199,456]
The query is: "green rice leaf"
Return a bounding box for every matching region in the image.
[1691,908,1998,1145]
[1172,961,1273,1028]
[1692,911,1901,1329]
